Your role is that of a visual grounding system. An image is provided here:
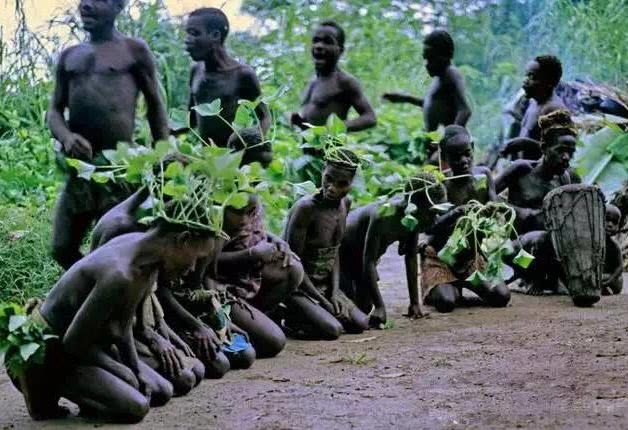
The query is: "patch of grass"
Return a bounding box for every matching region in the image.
[341,352,376,366]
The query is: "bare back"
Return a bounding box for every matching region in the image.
[519,93,565,140]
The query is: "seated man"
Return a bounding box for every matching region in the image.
[283,150,370,339]
[497,109,580,294]
[421,125,510,313]
[14,218,216,422]
[339,172,447,326]
[500,55,566,161]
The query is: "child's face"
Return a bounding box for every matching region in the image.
[543,135,576,175]
[79,0,121,31]
[444,135,473,175]
[422,43,449,77]
[223,197,258,237]
[185,16,222,61]
[606,208,621,235]
[321,165,354,201]
[523,60,552,100]
[311,26,342,71]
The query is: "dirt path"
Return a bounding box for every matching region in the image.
[2,248,628,429]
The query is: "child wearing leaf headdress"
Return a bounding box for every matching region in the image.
[282,149,370,339]
[339,172,447,325]
[420,125,511,313]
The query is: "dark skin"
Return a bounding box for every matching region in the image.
[603,205,623,295]
[501,60,566,159]
[30,228,214,422]
[383,41,471,132]
[181,15,270,147]
[47,0,168,270]
[290,25,376,132]
[283,164,369,338]
[217,196,303,358]
[340,191,443,326]
[422,135,510,313]
[91,201,204,395]
[495,135,579,233]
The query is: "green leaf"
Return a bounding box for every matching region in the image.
[378,202,396,217]
[154,140,172,159]
[162,181,188,200]
[192,100,222,117]
[226,192,250,209]
[404,202,418,215]
[65,158,96,180]
[19,343,40,362]
[401,214,418,231]
[234,104,253,128]
[437,246,456,267]
[91,171,115,184]
[8,315,28,332]
[465,270,487,286]
[327,114,347,135]
[164,161,185,179]
[293,181,317,196]
[178,142,194,156]
[513,249,535,269]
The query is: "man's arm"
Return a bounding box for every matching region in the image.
[241,67,271,134]
[284,200,312,257]
[133,39,169,142]
[449,68,471,126]
[47,49,72,145]
[344,76,376,132]
[382,92,424,107]
[402,233,425,317]
[494,159,532,195]
[362,216,385,317]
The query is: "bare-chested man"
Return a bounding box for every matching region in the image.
[383,30,471,131]
[290,21,376,132]
[500,55,566,161]
[16,221,215,422]
[47,0,169,270]
[182,8,270,157]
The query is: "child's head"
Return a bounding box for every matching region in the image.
[422,29,454,77]
[185,8,230,61]
[223,194,259,237]
[440,125,473,175]
[153,220,217,279]
[605,204,621,236]
[78,0,126,32]
[538,109,576,176]
[321,148,358,202]
[523,55,562,100]
[311,20,345,72]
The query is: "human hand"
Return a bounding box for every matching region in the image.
[382,92,406,103]
[404,303,428,319]
[369,306,387,328]
[62,133,93,160]
[149,336,183,380]
[190,326,221,363]
[290,112,305,128]
[136,369,154,399]
[251,239,282,264]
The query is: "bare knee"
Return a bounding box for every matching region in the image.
[204,352,230,379]
[488,283,511,307]
[320,318,343,340]
[228,346,256,370]
[256,324,286,358]
[171,369,196,397]
[191,359,205,386]
[148,377,173,407]
[432,285,457,313]
[118,395,150,424]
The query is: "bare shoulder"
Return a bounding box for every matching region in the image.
[508,159,535,176]
[124,36,155,64]
[237,62,258,81]
[444,66,465,85]
[291,195,317,215]
[338,70,363,92]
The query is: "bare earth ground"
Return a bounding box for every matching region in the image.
[2,248,628,430]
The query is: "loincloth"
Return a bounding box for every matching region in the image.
[59,174,133,216]
[421,246,485,298]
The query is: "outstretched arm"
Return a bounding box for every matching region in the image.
[382,92,424,107]
[134,40,169,142]
[345,78,376,132]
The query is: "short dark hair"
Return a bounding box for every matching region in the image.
[534,55,562,87]
[439,124,471,153]
[319,20,345,49]
[424,29,454,59]
[190,7,230,43]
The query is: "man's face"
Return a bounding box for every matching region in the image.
[523,60,552,100]
[321,165,354,201]
[444,135,473,175]
[79,0,121,32]
[422,43,449,77]
[311,26,342,72]
[544,134,576,175]
[606,207,621,236]
[185,16,222,61]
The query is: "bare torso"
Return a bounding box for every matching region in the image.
[62,37,143,152]
[300,70,354,126]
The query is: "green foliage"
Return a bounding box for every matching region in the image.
[437,201,531,286]
[0,303,57,377]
